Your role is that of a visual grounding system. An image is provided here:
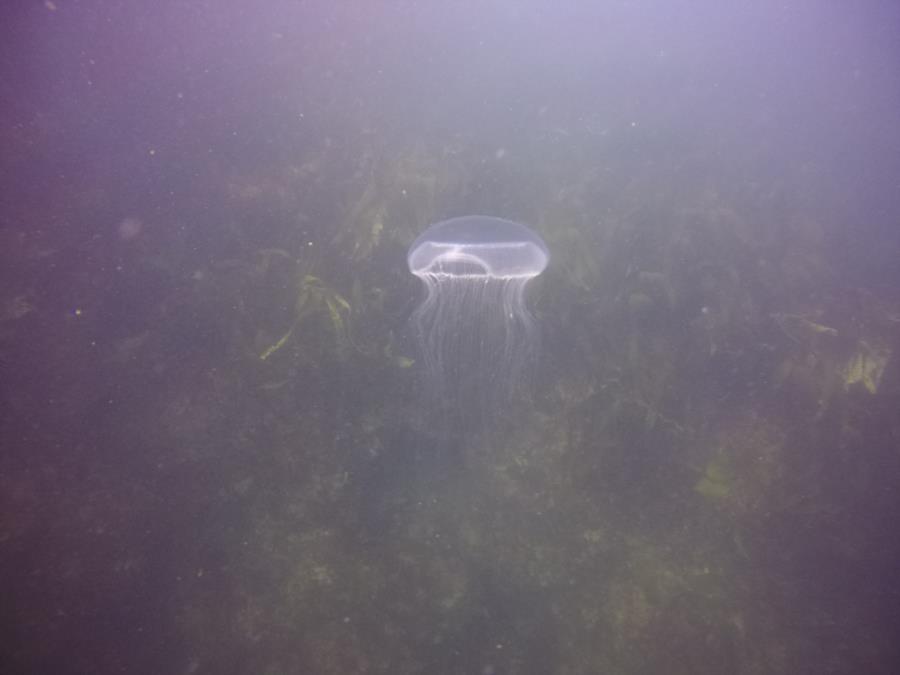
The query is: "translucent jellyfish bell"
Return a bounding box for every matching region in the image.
[407,216,550,439]
[408,216,549,280]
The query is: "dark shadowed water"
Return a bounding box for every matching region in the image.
[2,2,899,674]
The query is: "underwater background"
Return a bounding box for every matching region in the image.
[2,1,899,674]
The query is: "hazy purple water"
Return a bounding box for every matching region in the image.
[2,2,899,673]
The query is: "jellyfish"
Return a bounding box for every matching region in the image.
[407,216,549,437]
